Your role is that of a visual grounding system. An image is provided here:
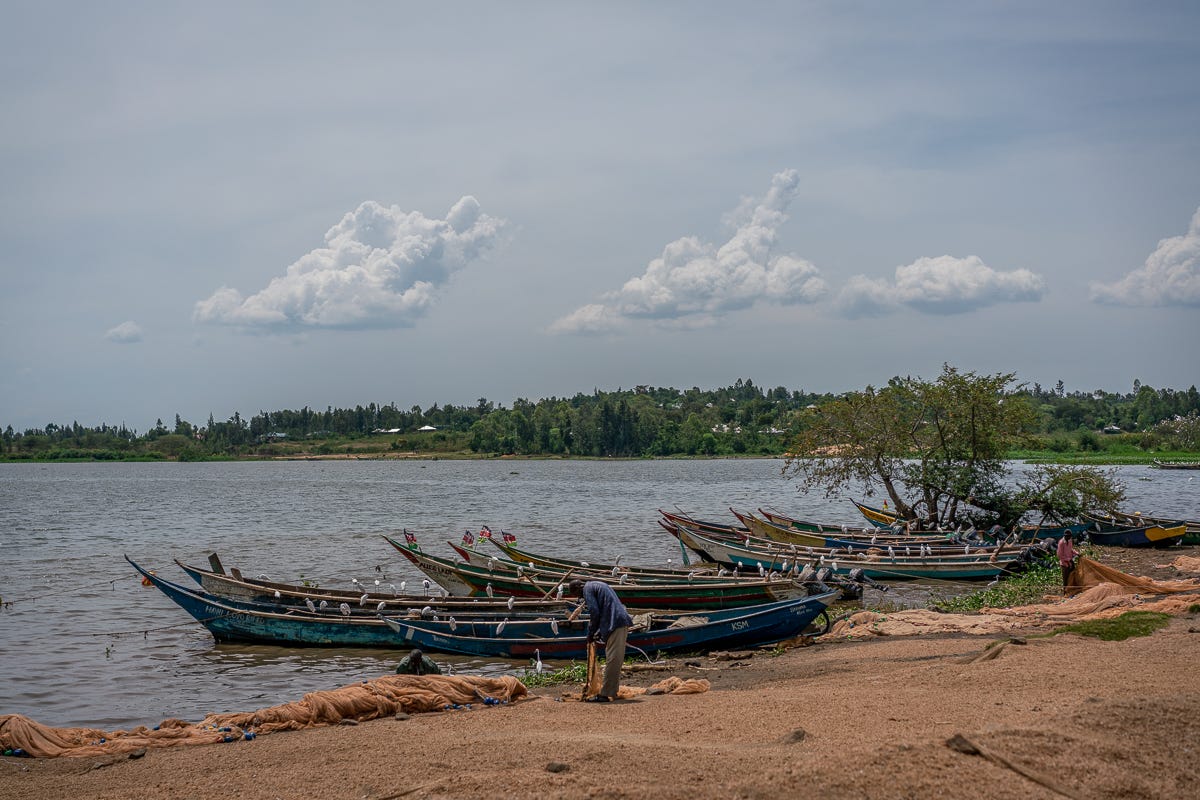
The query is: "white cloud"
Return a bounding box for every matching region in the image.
[835,255,1046,316]
[194,197,507,330]
[549,170,827,334]
[104,320,143,343]
[1090,207,1200,307]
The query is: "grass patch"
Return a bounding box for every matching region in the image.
[519,661,586,687]
[929,564,1060,613]
[1052,611,1170,641]
[1189,603,1200,614]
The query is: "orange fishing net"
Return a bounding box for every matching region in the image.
[0,674,527,758]
[1158,555,1200,573]
[829,558,1200,639]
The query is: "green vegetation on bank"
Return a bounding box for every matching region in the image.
[3,376,1198,463]
[1052,611,1170,641]
[929,564,1063,613]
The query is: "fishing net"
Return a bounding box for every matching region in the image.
[829,558,1200,639]
[0,674,527,759]
[1066,557,1200,594]
[1158,555,1200,573]
[564,676,711,701]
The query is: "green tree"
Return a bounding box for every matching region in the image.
[783,365,1123,527]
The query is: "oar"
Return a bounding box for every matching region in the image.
[541,568,575,600]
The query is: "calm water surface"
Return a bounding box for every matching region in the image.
[0,459,1193,729]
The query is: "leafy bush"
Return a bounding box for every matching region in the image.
[929,564,1060,613]
[519,661,587,687]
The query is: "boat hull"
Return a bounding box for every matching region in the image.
[385,592,838,660]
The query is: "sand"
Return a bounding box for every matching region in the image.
[3,547,1199,800]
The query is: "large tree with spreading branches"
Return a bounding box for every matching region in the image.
[783,365,1125,527]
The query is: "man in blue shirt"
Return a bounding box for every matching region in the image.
[568,579,633,702]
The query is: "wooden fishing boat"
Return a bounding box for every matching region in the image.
[385,536,812,610]
[853,500,901,528]
[658,509,749,539]
[1084,510,1200,545]
[384,590,839,660]
[1151,459,1200,470]
[755,508,870,535]
[661,519,1027,581]
[176,558,574,614]
[1083,521,1187,548]
[450,541,727,583]
[130,557,437,648]
[734,509,965,550]
[849,501,1091,544]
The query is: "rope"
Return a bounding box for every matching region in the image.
[85,614,231,638]
[0,573,130,608]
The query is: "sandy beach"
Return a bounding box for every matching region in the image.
[4,547,1199,800]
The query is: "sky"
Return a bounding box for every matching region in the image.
[2,2,1198,433]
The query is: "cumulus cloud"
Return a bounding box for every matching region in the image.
[549,170,827,334]
[835,255,1046,317]
[104,320,143,343]
[1090,207,1200,307]
[194,197,507,330]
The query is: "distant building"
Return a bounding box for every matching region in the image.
[1102,424,1123,434]
[417,425,438,431]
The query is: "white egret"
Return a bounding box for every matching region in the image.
[507,596,515,610]
[496,618,507,634]
[339,602,351,616]
[318,600,328,611]
[274,590,281,600]
[448,616,457,631]
[359,593,369,606]
[534,648,544,674]
[376,601,386,612]
[399,581,407,592]
[486,582,494,598]
[305,598,316,613]
[550,620,559,635]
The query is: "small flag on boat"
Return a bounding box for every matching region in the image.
[462,530,474,546]
[502,531,516,543]
[479,526,493,539]
[404,530,417,546]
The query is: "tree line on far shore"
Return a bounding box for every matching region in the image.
[2,375,1198,462]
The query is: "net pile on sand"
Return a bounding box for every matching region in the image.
[829,557,1200,639]
[1159,555,1200,573]
[0,674,527,759]
[563,675,711,702]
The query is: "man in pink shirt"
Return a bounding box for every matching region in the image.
[1057,532,1079,592]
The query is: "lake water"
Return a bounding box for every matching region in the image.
[0,459,1193,729]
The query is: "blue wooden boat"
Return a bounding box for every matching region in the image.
[1084,522,1187,548]
[384,591,839,660]
[1084,510,1200,546]
[131,557,440,648]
